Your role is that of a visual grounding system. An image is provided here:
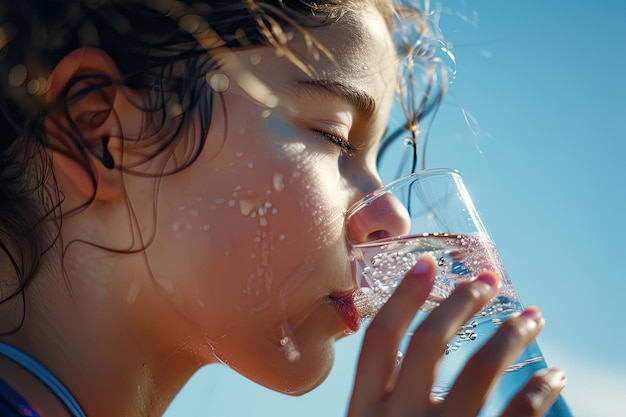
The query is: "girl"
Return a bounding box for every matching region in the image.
[0,0,566,415]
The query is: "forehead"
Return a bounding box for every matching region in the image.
[307,7,396,83]
[216,5,397,109]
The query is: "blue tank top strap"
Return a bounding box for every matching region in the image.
[0,342,86,417]
[0,377,42,417]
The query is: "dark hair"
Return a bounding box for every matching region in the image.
[0,0,445,333]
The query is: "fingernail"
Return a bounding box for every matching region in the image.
[411,256,432,274]
[521,306,543,322]
[476,270,499,289]
[544,368,567,388]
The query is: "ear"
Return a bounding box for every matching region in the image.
[46,47,126,202]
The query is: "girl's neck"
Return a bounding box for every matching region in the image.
[0,294,181,416]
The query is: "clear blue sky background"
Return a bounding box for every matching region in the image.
[165,1,626,416]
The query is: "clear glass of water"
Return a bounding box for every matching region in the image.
[346,168,572,416]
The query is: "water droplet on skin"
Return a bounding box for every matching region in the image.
[203,224,210,231]
[279,234,286,241]
[395,350,403,365]
[207,72,230,92]
[271,208,278,215]
[259,218,268,227]
[247,161,255,168]
[249,53,262,65]
[126,279,140,304]
[190,209,199,217]
[172,222,181,232]
[170,103,183,117]
[8,65,28,87]
[178,205,186,211]
[273,173,285,192]
[278,319,301,362]
[292,170,301,178]
[214,197,225,204]
[236,149,244,157]
[227,199,236,207]
[261,109,272,118]
[157,279,174,293]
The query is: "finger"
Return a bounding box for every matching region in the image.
[350,256,435,404]
[392,270,500,409]
[501,368,567,417]
[442,306,545,416]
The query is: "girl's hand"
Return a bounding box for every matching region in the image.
[347,256,566,417]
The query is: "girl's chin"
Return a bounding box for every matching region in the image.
[235,329,337,396]
[268,339,336,396]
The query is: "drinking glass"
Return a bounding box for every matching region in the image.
[346,168,572,416]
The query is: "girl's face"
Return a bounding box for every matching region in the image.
[117,6,399,394]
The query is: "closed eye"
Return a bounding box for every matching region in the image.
[314,130,357,154]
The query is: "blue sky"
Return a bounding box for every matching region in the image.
[165,1,626,416]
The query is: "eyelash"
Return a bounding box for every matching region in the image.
[314,130,357,154]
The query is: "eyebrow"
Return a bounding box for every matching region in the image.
[295,79,376,120]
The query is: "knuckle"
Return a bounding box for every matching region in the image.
[517,381,552,415]
[467,351,502,374]
[451,282,484,305]
[364,318,397,340]
[499,316,536,340]
[411,319,446,345]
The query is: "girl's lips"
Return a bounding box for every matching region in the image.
[325,292,360,333]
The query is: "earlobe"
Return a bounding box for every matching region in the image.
[46,47,125,203]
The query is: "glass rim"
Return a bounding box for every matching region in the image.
[344,167,463,220]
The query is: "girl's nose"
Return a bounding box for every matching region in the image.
[345,192,411,244]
